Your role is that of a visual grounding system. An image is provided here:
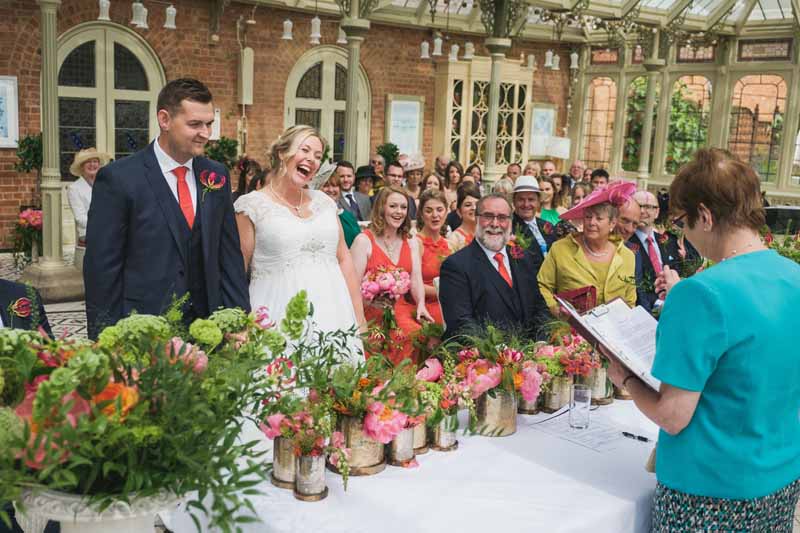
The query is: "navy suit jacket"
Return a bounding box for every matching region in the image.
[84,142,250,338]
[0,280,51,336]
[439,239,551,340]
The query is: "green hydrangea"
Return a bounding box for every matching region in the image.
[0,358,24,408]
[538,356,564,379]
[281,291,309,340]
[189,319,223,350]
[262,329,286,356]
[97,325,121,350]
[67,349,110,387]
[0,329,40,357]
[116,314,171,340]
[0,407,23,455]
[209,308,250,334]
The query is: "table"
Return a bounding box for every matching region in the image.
[169,400,659,533]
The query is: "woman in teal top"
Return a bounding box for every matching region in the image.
[537,175,565,225]
[607,148,800,532]
[320,173,361,247]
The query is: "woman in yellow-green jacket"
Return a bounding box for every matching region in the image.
[537,181,638,314]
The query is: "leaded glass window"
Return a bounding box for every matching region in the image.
[114,100,149,161]
[469,81,489,166]
[59,97,96,177]
[295,109,321,129]
[582,77,617,170]
[335,64,347,101]
[450,80,463,161]
[622,76,659,172]
[496,82,526,166]
[333,111,346,162]
[114,43,148,90]
[728,74,787,181]
[296,62,323,99]
[666,76,712,174]
[58,41,95,88]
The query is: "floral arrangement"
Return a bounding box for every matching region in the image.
[416,355,471,429]
[531,325,600,386]
[0,291,336,531]
[12,208,43,268]
[763,224,800,265]
[362,266,412,359]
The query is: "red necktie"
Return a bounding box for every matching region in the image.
[494,252,513,288]
[647,236,662,275]
[172,166,194,229]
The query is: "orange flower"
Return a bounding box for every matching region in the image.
[92,383,139,420]
[513,372,524,390]
[357,377,371,389]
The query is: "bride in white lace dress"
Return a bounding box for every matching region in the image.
[234,126,365,362]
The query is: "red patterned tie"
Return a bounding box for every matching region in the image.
[494,252,513,288]
[647,236,662,275]
[172,166,194,229]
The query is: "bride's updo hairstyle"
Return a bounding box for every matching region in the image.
[267,125,328,178]
[370,185,411,239]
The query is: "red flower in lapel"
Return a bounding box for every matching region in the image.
[10,297,31,319]
[542,221,554,235]
[507,241,525,260]
[199,170,226,202]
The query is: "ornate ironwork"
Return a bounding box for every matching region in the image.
[478,0,528,37]
[533,0,590,41]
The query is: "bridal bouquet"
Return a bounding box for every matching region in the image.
[0,295,311,531]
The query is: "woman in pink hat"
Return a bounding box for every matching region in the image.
[537,181,638,314]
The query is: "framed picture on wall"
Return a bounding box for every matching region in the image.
[529,103,557,157]
[385,94,425,155]
[0,76,19,148]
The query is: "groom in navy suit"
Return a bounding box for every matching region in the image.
[84,78,249,339]
[439,194,551,340]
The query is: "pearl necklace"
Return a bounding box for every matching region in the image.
[270,181,304,214]
[721,241,759,261]
[582,237,608,258]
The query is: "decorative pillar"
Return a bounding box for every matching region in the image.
[21,0,84,301]
[484,37,512,181]
[341,16,370,165]
[637,32,666,190]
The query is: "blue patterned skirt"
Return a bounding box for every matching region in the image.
[652,479,800,532]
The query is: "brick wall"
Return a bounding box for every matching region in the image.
[1,0,572,247]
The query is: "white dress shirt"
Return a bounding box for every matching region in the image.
[476,238,514,283]
[153,138,197,214]
[67,177,92,238]
[635,227,664,266]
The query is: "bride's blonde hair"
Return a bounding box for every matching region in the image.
[267,125,328,178]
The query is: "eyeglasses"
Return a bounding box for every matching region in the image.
[477,213,511,224]
[671,213,688,229]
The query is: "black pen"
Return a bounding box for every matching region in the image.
[622,431,651,443]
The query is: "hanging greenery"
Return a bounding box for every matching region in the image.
[14,133,43,203]
[377,142,400,167]
[204,137,239,172]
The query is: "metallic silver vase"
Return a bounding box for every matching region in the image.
[328,415,386,476]
[431,412,459,451]
[271,436,295,489]
[388,427,415,466]
[294,454,328,501]
[475,388,517,437]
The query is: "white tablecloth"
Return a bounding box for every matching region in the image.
[170,400,658,533]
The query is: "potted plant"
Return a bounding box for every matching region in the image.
[0,296,290,532]
[14,133,42,204]
[12,208,43,269]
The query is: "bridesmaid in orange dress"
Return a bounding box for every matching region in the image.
[351,186,432,365]
[397,189,450,326]
[447,182,481,252]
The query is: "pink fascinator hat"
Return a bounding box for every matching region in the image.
[560,180,638,221]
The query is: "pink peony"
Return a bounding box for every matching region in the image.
[502,347,523,363]
[254,306,275,329]
[465,360,503,399]
[457,347,480,362]
[535,345,556,358]
[376,272,395,291]
[362,401,408,444]
[519,362,544,403]
[416,358,444,382]
[259,413,286,439]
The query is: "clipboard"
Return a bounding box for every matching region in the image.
[556,296,661,392]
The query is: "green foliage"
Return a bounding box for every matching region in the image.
[189,319,223,350]
[376,142,400,166]
[204,136,239,172]
[14,133,43,175]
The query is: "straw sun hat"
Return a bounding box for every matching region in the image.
[69,148,111,177]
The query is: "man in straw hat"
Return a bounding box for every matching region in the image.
[67,147,111,245]
[83,78,249,339]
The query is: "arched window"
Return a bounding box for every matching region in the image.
[285,47,371,164]
[57,23,164,180]
[666,76,712,174]
[728,74,787,181]
[622,76,659,172]
[582,77,617,170]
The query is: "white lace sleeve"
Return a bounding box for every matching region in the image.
[234,192,263,224]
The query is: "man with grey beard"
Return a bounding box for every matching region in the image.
[439,193,551,339]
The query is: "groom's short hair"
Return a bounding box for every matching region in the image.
[157,78,213,115]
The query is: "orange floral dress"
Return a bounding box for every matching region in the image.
[396,234,451,326]
[363,230,419,365]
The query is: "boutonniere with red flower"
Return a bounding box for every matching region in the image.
[541,221,554,236]
[507,241,525,260]
[10,297,31,319]
[199,170,226,202]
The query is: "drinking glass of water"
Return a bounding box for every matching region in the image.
[569,384,591,429]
